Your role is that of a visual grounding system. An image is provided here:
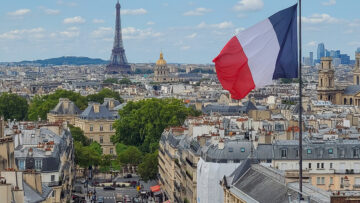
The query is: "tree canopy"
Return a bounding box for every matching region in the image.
[74,141,102,167]
[28,89,123,121]
[112,98,201,152]
[138,151,159,182]
[0,93,28,120]
[69,125,90,146]
[118,146,143,166]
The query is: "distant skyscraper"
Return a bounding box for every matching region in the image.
[325,49,330,57]
[356,47,360,54]
[309,52,313,66]
[317,43,325,60]
[105,1,131,74]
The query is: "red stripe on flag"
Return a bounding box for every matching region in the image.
[213,36,255,100]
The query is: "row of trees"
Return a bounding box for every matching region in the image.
[0,89,122,121]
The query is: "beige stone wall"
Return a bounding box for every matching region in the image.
[47,113,77,125]
[0,184,12,203]
[0,138,16,170]
[309,173,360,191]
[75,118,116,155]
[223,188,246,203]
[248,110,271,121]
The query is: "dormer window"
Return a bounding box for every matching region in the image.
[307,149,312,154]
[328,148,333,154]
[281,149,287,158]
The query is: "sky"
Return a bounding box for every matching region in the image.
[0,0,360,63]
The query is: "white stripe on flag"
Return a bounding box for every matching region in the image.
[236,18,280,88]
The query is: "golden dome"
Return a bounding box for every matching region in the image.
[156,52,167,66]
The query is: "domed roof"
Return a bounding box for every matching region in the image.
[156,52,167,66]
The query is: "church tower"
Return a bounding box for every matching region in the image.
[317,57,337,103]
[354,53,360,85]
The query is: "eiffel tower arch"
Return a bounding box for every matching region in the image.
[105,1,132,74]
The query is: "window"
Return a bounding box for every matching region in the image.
[355,177,360,185]
[328,148,333,154]
[307,149,312,154]
[321,163,324,169]
[308,163,312,169]
[110,148,113,154]
[353,148,359,157]
[35,160,42,171]
[317,177,325,185]
[295,149,299,157]
[52,191,56,197]
[19,160,25,170]
[281,149,287,158]
[240,148,245,152]
[110,124,113,131]
[100,125,103,131]
[330,163,333,169]
[51,175,55,182]
[330,177,333,185]
[100,136,103,144]
[90,125,93,132]
[317,163,320,169]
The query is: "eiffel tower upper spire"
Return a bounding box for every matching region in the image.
[105,1,131,74]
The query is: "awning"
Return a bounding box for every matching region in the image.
[150,185,161,192]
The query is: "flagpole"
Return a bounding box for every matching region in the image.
[298,0,303,198]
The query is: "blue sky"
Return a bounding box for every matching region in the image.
[0,0,359,63]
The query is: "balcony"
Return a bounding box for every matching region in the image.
[186,158,196,168]
[185,170,193,180]
[353,184,360,189]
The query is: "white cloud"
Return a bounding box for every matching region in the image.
[181,46,191,50]
[91,27,113,38]
[348,19,360,28]
[348,41,360,46]
[306,41,317,47]
[44,8,60,15]
[186,33,197,39]
[8,9,31,16]
[122,27,162,39]
[93,19,105,24]
[147,21,155,25]
[0,28,44,40]
[63,16,85,24]
[197,21,234,29]
[233,0,263,12]
[234,27,245,35]
[59,27,80,38]
[183,8,212,16]
[302,14,339,24]
[57,0,77,7]
[322,0,336,6]
[122,8,147,15]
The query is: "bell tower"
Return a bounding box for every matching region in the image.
[354,53,360,85]
[317,57,336,103]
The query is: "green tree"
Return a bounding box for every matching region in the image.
[86,88,123,103]
[118,146,143,165]
[74,141,102,167]
[28,89,87,121]
[89,141,103,155]
[115,143,128,155]
[112,98,201,152]
[69,125,90,146]
[99,154,113,172]
[103,78,119,84]
[137,151,158,182]
[0,92,28,120]
[118,78,132,85]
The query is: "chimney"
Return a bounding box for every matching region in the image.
[23,172,42,194]
[93,103,100,113]
[105,98,115,110]
[60,98,70,110]
[218,140,224,150]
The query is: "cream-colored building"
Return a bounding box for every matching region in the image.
[153,52,178,83]
[47,98,82,125]
[318,54,360,105]
[75,102,118,155]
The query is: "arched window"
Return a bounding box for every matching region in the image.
[357,76,359,85]
[344,98,347,105]
[350,98,353,105]
[320,79,323,87]
[328,95,331,101]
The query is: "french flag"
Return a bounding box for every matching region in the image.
[213,4,298,100]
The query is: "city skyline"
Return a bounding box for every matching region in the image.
[1,0,360,63]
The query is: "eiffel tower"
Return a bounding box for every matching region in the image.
[105,1,131,74]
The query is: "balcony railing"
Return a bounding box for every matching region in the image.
[186,158,196,168]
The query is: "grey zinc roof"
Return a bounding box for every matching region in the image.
[233,167,297,203]
[202,140,252,163]
[23,182,52,203]
[344,85,360,95]
[49,99,81,115]
[79,103,118,120]
[102,98,121,110]
[255,144,273,160]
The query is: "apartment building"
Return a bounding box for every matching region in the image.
[47,98,82,125]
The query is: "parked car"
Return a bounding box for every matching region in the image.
[72,194,85,203]
[103,186,116,190]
